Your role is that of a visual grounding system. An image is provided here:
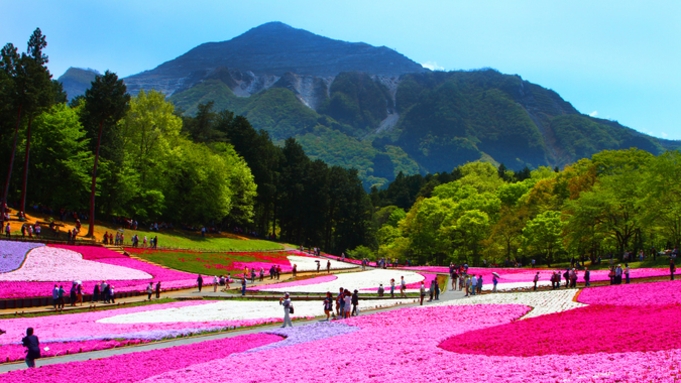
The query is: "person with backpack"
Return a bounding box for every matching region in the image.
[22,327,40,368]
[279,293,293,328]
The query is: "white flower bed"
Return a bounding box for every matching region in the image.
[98,298,413,324]
[257,269,425,293]
[0,246,152,281]
[286,255,356,271]
[433,289,585,319]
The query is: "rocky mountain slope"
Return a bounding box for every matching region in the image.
[57,67,99,101]
[59,22,679,189]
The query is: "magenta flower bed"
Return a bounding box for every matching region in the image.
[250,274,337,291]
[578,280,681,306]
[136,300,681,382]
[0,339,148,363]
[3,333,282,383]
[0,245,199,299]
[49,244,125,260]
[439,304,681,356]
[403,266,671,284]
[0,240,44,273]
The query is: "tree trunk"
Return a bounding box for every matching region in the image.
[1,105,23,225]
[19,116,33,214]
[87,120,104,238]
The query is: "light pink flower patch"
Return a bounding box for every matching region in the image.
[250,274,338,291]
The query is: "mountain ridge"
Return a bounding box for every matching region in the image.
[57,22,680,189]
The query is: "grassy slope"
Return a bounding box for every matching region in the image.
[127,249,290,275]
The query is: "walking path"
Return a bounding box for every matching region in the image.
[0,276,461,373]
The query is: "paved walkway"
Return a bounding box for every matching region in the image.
[0,276,463,373]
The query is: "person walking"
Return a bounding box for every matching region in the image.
[671,259,676,281]
[419,281,426,305]
[109,285,115,303]
[326,260,331,274]
[241,277,247,296]
[51,285,59,310]
[584,267,591,287]
[22,327,40,368]
[155,281,161,299]
[146,282,153,300]
[475,275,482,295]
[533,272,540,291]
[197,274,203,292]
[323,292,334,320]
[279,293,293,328]
[213,275,218,292]
[435,278,441,300]
[93,283,100,304]
[624,263,630,284]
[390,278,395,298]
[492,274,498,292]
[470,275,478,296]
[57,285,65,311]
[351,290,359,316]
[399,276,407,297]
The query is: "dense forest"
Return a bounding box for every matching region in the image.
[3,30,681,265]
[0,29,371,254]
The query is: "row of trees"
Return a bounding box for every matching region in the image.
[0,29,372,254]
[369,149,681,266]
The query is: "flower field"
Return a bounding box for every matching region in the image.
[403,265,672,290]
[254,269,425,293]
[3,238,681,381]
[3,333,282,383]
[0,245,199,299]
[0,241,44,273]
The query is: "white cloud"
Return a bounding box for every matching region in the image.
[589,110,598,117]
[421,61,444,71]
[661,132,669,138]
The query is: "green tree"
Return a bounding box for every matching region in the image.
[29,104,92,210]
[521,210,564,266]
[81,71,130,237]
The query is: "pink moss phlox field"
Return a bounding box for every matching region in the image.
[322,254,363,265]
[138,305,530,383]
[0,301,226,344]
[3,333,282,383]
[403,266,671,283]
[578,280,681,306]
[440,304,681,356]
[0,245,199,299]
[49,244,127,260]
[0,240,44,272]
[361,272,436,291]
[0,339,149,362]
[250,274,337,291]
[139,301,681,383]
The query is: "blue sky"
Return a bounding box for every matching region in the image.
[2,0,680,140]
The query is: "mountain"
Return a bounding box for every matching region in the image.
[59,22,680,189]
[123,21,426,98]
[57,67,99,101]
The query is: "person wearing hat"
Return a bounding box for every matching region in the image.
[279,293,293,327]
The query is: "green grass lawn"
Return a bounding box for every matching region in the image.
[112,227,283,252]
[128,248,292,275]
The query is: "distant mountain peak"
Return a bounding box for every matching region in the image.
[123,22,426,96]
